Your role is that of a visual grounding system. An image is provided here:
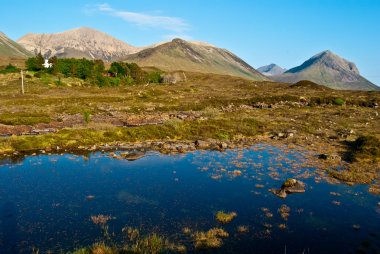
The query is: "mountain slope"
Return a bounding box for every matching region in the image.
[17,27,139,61]
[258,64,286,76]
[123,38,267,81]
[272,50,379,91]
[0,32,32,58]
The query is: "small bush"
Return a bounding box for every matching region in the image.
[333,98,345,106]
[0,64,19,74]
[83,111,92,124]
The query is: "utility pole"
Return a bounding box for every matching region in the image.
[21,69,24,94]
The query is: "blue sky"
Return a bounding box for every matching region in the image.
[1,0,379,85]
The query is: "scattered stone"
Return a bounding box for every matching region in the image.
[270,178,306,198]
[252,102,272,109]
[195,140,210,149]
[219,142,228,149]
[233,170,242,176]
[318,153,341,161]
[86,195,95,201]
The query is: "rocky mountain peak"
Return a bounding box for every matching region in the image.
[272,50,378,91]
[258,64,286,76]
[17,27,140,61]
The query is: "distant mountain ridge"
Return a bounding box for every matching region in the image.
[123,38,267,81]
[4,27,377,89]
[0,32,32,58]
[15,27,266,81]
[17,27,139,61]
[257,64,286,76]
[272,50,379,91]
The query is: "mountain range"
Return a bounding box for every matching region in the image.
[257,64,286,76]
[271,50,378,91]
[17,27,139,61]
[0,27,378,90]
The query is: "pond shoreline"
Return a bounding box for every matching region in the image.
[3,133,379,188]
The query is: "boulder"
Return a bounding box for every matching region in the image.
[161,72,186,84]
[270,178,305,199]
[318,153,341,161]
[120,151,145,161]
[195,140,210,149]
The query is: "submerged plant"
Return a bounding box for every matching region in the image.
[121,227,184,254]
[236,225,249,234]
[182,227,192,235]
[91,214,112,240]
[193,228,229,250]
[278,205,291,221]
[90,242,115,254]
[91,214,111,225]
[70,242,117,254]
[215,211,237,224]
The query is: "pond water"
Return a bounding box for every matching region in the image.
[0,144,379,253]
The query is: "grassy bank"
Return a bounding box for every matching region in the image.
[0,71,379,184]
[0,116,262,153]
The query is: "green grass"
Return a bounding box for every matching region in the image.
[0,117,263,153]
[0,112,51,125]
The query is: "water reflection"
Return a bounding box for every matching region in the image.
[0,145,379,253]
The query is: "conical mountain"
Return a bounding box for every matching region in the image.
[123,38,267,81]
[257,64,286,76]
[272,50,379,91]
[17,27,139,61]
[0,32,32,58]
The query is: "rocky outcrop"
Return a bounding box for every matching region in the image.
[270,178,306,198]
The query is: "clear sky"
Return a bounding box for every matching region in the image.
[1,0,379,85]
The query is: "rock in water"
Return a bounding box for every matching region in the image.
[120,151,145,161]
[270,178,306,198]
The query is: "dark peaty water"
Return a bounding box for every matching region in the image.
[0,144,379,253]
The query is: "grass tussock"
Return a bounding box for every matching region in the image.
[348,136,380,163]
[215,211,237,224]
[193,228,229,250]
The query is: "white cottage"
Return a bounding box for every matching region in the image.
[43,59,53,68]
